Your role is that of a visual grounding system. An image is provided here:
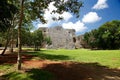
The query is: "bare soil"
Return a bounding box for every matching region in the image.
[0,51,120,80]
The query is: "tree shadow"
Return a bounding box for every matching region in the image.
[25,50,70,61]
[1,62,120,80]
[0,50,70,64]
[0,52,35,64]
[26,68,55,80]
[2,69,54,80]
[1,50,120,80]
[41,62,120,80]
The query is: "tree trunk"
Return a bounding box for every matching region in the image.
[1,38,10,55]
[1,28,11,55]
[10,15,16,53]
[10,28,14,53]
[17,0,24,70]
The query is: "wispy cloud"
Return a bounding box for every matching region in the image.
[38,2,73,28]
[82,12,102,23]
[92,0,108,10]
[38,2,87,33]
[62,21,87,32]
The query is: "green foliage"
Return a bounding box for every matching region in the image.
[1,0,83,70]
[32,29,44,50]
[0,0,83,45]
[19,28,44,48]
[21,28,33,46]
[0,64,13,73]
[83,20,120,49]
[0,29,10,46]
[44,37,52,45]
[22,0,83,24]
[0,0,18,32]
[33,29,44,45]
[17,28,52,48]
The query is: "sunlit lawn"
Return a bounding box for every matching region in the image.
[25,48,120,68]
[0,48,120,80]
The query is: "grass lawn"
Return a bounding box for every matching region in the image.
[2,69,54,80]
[0,49,120,80]
[25,49,120,68]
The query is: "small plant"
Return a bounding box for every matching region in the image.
[45,36,52,45]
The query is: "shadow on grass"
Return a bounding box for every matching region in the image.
[0,50,69,65]
[2,69,54,80]
[41,62,120,80]
[0,53,35,64]
[25,50,70,61]
[2,62,120,80]
[26,68,55,80]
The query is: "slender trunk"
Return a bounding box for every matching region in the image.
[10,15,15,53]
[17,26,21,70]
[1,37,10,55]
[17,0,24,70]
[10,28,14,53]
[1,29,11,55]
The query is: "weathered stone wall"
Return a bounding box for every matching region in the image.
[39,26,76,49]
[47,26,76,49]
[39,26,84,49]
[75,35,84,48]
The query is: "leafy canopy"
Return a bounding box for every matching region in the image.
[23,0,83,24]
[83,20,120,49]
[0,0,18,31]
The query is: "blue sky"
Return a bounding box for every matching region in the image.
[35,0,120,35]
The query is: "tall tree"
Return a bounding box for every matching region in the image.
[0,0,18,55]
[17,0,24,70]
[0,0,18,31]
[32,29,44,51]
[17,0,83,70]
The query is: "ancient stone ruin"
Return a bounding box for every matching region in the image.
[39,26,83,49]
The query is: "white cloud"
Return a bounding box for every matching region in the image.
[92,0,108,10]
[38,2,73,28]
[61,12,73,21]
[61,0,68,3]
[82,12,102,23]
[62,20,87,32]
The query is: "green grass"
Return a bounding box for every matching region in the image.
[2,69,54,80]
[25,49,120,68]
[1,49,120,80]
[0,64,14,74]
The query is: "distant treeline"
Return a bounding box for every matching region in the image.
[83,20,120,50]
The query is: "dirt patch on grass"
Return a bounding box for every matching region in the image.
[0,52,120,80]
[0,54,34,64]
[23,60,120,80]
